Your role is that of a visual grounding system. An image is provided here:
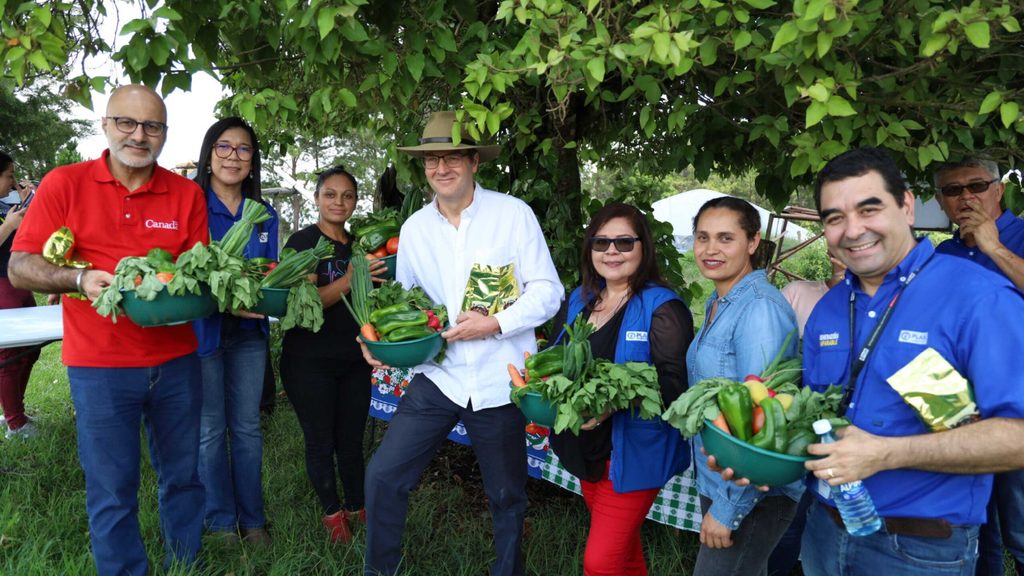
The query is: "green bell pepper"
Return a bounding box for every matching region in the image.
[383,324,436,342]
[717,384,754,442]
[369,303,413,324]
[751,397,787,453]
[524,346,564,372]
[375,310,428,336]
[356,222,400,252]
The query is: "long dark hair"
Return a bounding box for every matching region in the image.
[0,151,12,175]
[580,202,666,310]
[193,117,263,202]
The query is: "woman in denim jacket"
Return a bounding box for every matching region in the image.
[687,197,801,576]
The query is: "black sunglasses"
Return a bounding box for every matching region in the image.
[938,178,999,197]
[590,236,641,252]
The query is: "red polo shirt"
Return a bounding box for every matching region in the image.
[12,151,209,367]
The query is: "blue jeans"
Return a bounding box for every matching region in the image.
[68,354,204,576]
[199,326,267,532]
[364,374,527,576]
[977,469,1024,576]
[802,501,979,576]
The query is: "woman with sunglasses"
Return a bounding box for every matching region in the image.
[192,117,278,545]
[548,202,693,576]
[687,196,799,576]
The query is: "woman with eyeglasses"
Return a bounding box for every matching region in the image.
[687,196,800,576]
[280,166,386,544]
[0,151,41,440]
[547,202,693,576]
[191,117,279,545]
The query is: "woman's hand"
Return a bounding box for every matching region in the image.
[699,512,734,549]
[579,408,613,431]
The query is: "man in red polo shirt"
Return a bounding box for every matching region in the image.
[9,84,208,576]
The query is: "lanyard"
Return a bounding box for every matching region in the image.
[839,253,934,415]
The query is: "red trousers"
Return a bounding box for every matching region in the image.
[580,462,660,576]
[0,277,39,430]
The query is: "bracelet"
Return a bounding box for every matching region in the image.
[75,269,86,294]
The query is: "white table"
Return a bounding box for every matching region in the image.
[0,304,63,348]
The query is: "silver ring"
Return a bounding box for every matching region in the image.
[827,468,835,479]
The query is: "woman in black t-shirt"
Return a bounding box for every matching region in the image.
[280,166,385,544]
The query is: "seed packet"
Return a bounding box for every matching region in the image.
[461,262,519,316]
[886,347,980,431]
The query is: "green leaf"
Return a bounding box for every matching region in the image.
[805,100,827,127]
[406,52,425,81]
[742,0,775,8]
[979,91,1003,115]
[807,84,829,102]
[1000,101,1020,129]
[771,21,799,52]
[826,95,856,117]
[921,32,949,57]
[653,32,671,61]
[318,7,339,40]
[733,30,752,50]
[964,21,990,49]
[437,28,457,53]
[586,56,605,83]
[337,88,357,108]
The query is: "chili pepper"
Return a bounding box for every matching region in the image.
[375,310,429,336]
[369,303,414,324]
[750,397,787,453]
[717,384,754,442]
[383,324,436,342]
[784,427,817,457]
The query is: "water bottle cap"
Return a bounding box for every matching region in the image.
[812,419,832,435]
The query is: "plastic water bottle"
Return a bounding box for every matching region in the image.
[813,419,882,536]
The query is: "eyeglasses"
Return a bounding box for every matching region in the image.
[424,153,467,169]
[213,143,255,161]
[105,116,167,137]
[938,178,999,197]
[590,236,641,252]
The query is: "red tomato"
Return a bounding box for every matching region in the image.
[155,272,175,284]
[386,236,400,255]
[371,246,389,259]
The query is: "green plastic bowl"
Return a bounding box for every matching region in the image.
[700,419,818,486]
[512,388,557,428]
[121,285,216,327]
[373,254,397,281]
[362,331,442,368]
[251,287,289,317]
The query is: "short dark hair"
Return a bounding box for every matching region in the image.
[193,117,264,202]
[933,156,1000,187]
[693,196,761,241]
[814,147,907,213]
[0,151,12,175]
[579,202,667,307]
[315,166,358,197]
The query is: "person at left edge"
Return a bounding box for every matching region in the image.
[192,117,278,546]
[547,202,693,576]
[8,84,208,576]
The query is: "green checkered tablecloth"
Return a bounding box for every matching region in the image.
[541,451,703,532]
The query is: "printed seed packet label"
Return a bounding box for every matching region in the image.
[461,262,519,315]
[886,347,979,432]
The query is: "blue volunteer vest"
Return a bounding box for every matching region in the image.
[560,284,691,492]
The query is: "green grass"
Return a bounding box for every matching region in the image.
[0,342,701,575]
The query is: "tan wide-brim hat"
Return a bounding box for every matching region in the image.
[397,111,501,162]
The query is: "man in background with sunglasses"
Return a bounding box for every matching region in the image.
[8,84,208,576]
[935,157,1024,575]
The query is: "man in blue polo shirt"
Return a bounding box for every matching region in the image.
[934,156,1024,576]
[797,147,1024,576]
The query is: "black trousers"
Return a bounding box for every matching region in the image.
[281,352,371,514]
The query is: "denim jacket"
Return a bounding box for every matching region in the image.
[687,269,803,529]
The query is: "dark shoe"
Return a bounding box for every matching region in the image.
[322,512,353,543]
[241,527,272,546]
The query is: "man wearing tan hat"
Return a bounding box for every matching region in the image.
[361,111,563,576]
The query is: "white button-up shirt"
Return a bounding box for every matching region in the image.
[396,184,564,410]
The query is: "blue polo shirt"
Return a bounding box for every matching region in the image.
[936,209,1024,271]
[193,191,279,356]
[803,239,1024,524]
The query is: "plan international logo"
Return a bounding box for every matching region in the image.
[819,332,840,347]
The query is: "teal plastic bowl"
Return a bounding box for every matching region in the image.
[700,419,818,486]
[372,254,396,281]
[512,388,557,428]
[362,331,442,368]
[251,287,289,317]
[121,285,216,327]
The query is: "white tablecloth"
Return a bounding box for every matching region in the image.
[0,305,63,348]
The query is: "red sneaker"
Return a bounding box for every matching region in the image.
[322,511,353,544]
